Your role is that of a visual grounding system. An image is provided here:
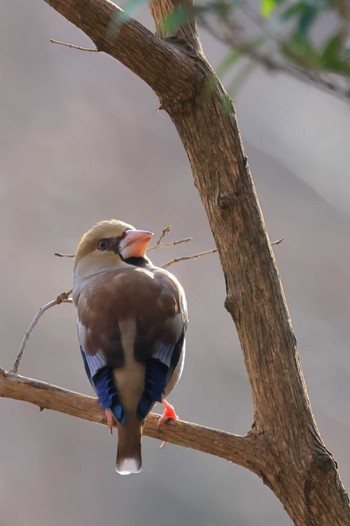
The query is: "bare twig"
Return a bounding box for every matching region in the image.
[12,290,72,374]
[162,249,217,269]
[54,252,75,258]
[50,38,99,52]
[271,238,284,246]
[148,237,192,251]
[155,224,172,246]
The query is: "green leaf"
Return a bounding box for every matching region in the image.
[122,0,146,16]
[323,33,350,72]
[297,5,318,36]
[194,0,241,19]
[280,1,330,31]
[280,2,305,21]
[160,7,189,34]
[321,33,350,75]
[216,36,267,78]
[261,0,279,18]
[280,33,322,69]
[227,60,257,97]
[107,11,130,39]
[322,33,343,63]
[216,49,243,78]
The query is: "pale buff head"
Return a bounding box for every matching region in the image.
[74,219,153,278]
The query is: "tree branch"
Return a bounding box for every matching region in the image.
[44,0,200,97]
[148,0,201,52]
[161,248,217,268]
[0,368,259,472]
[50,38,99,52]
[12,290,72,374]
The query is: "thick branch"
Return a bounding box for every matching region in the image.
[44,0,199,97]
[149,0,201,52]
[0,368,259,472]
[160,47,350,526]
[147,0,313,456]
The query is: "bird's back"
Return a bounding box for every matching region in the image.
[76,266,186,365]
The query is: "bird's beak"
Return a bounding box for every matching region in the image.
[119,230,154,259]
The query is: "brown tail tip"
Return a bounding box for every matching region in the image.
[116,421,142,475]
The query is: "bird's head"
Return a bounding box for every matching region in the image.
[74,219,154,278]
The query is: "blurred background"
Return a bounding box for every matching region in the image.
[1,1,350,525]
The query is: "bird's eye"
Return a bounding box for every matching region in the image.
[97,239,109,251]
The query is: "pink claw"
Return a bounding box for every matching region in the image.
[158,400,178,448]
[158,399,178,426]
[105,408,115,434]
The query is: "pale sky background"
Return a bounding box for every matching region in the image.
[1,1,350,525]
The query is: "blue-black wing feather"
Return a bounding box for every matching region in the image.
[80,346,126,424]
[136,331,185,421]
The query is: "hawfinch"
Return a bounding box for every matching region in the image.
[72,220,188,475]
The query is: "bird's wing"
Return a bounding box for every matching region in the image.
[134,268,188,420]
[77,276,127,424]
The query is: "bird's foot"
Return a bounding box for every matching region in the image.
[105,408,116,434]
[158,400,178,448]
[158,399,178,426]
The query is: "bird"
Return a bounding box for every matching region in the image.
[72,219,188,475]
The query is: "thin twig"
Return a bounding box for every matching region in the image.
[155,224,172,246]
[54,252,75,258]
[162,249,217,269]
[50,38,99,52]
[271,238,284,246]
[148,237,192,251]
[12,290,72,374]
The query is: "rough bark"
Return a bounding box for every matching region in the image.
[0,368,259,472]
[2,0,349,524]
[43,0,199,97]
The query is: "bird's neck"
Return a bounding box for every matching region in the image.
[123,256,150,268]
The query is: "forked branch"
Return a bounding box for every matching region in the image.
[44,0,199,96]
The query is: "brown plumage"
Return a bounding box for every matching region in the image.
[73,220,188,474]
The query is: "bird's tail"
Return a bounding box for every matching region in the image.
[116,419,143,475]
